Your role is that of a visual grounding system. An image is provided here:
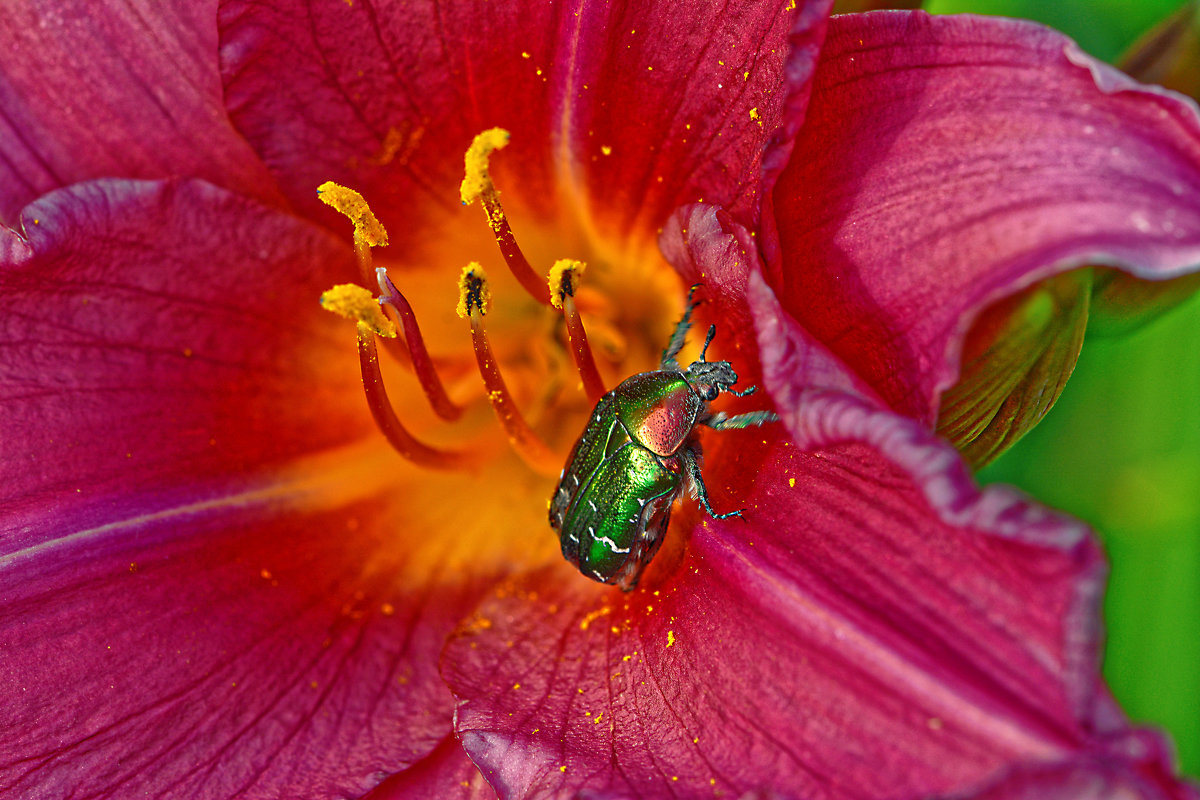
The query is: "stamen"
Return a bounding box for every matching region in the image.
[321,284,473,470]
[376,267,464,422]
[460,129,549,305]
[548,259,606,403]
[457,263,559,475]
[318,181,412,369]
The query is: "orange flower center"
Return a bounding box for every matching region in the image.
[318,130,686,579]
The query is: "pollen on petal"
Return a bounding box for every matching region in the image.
[456,263,491,318]
[316,181,389,247]
[547,258,586,310]
[320,283,397,337]
[459,128,511,206]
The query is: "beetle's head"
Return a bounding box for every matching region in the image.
[683,358,740,401]
[682,323,760,401]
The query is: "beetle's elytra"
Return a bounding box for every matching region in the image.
[549,287,778,591]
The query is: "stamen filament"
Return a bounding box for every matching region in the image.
[460,128,550,305]
[357,328,476,471]
[457,264,559,475]
[376,268,464,422]
[549,259,606,403]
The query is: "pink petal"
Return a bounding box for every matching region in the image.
[0,492,485,798]
[0,1,279,224]
[218,0,829,252]
[0,178,494,796]
[0,178,369,544]
[441,208,1193,800]
[442,409,1179,798]
[770,11,1200,424]
[946,733,1198,800]
[832,0,923,12]
[363,735,497,800]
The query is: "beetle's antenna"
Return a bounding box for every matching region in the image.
[698,325,717,363]
[726,384,758,398]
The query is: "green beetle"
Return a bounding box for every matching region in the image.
[549,287,778,591]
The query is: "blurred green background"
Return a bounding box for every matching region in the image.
[927,0,1200,777]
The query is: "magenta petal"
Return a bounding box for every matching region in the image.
[0,2,279,224]
[363,735,495,800]
[946,734,1198,800]
[218,0,828,245]
[443,408,1187,798]
[0,181,498,797]
[0,492,487,798]
[443,209,1194,800]
[771,11,1200,423]
[0,178,370,544]
[661,202,883,403]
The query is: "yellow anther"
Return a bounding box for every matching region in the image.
[320,283,397,337]
[455,263,491,318]
[317,181,389,247]
[547,259,587,310]
[459,128,511,207]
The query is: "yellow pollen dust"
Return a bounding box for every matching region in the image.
[455,263,492,318]
[320,283,397,337]
[547,258,586,310]
[316,181,388,247]
[459,127,511,206]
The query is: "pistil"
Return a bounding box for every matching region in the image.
[457,263,559,475]
[460,128,550,305]
[548,259,606,404]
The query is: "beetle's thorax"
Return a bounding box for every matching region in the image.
[613,370,704,457]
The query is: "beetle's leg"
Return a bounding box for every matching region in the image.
[704,410,779,430]
[661,284,703,370]
[681,445,744,520]
[726,383,758,398]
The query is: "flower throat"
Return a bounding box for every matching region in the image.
[319,128,616,477]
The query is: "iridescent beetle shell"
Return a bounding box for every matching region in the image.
[549,288,778,591]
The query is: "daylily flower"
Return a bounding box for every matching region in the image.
[2,2,1200,799]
